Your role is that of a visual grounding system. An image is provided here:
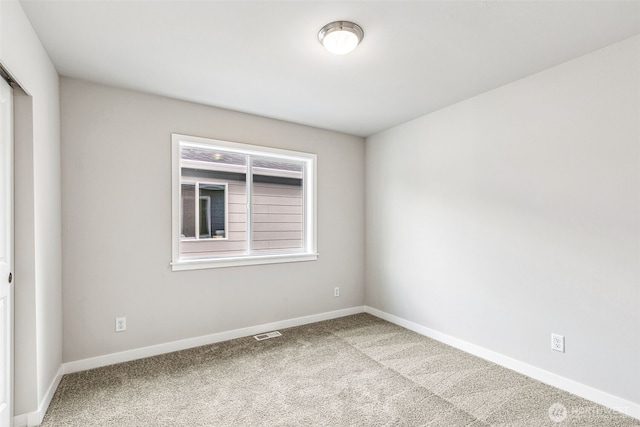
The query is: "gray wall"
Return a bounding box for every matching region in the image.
[365,35,640,404]
[0,0,63,417]
[60,78,365,362]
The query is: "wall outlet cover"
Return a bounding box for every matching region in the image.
[551,333,564,352]
[115,317,127,332]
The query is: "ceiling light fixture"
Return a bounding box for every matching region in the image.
[318,21,364,55]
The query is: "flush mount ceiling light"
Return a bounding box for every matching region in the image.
[318,21,364,55]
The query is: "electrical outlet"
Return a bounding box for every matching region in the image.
[551,333,564,352]
[115,317,127,332]
[334,287,340,297]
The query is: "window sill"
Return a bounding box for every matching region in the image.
[171,252,318,271]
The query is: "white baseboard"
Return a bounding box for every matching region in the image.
[14,366,63,427]
[63,306,365,374]
[24,306,639,424]
[364,306,640,421]
[15,307,364,426]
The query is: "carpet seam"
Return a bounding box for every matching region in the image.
[328,322,488,426]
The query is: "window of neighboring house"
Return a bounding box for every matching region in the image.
[180,182,227,240]
[171,134,317,270]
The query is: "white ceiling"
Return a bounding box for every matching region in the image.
[20,0,640,137]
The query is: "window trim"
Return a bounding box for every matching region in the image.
[171,133,318,270]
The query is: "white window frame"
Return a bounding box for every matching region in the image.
[171,133,318,270]
[180,180,229,241]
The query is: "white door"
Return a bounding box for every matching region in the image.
[0,77,13,427]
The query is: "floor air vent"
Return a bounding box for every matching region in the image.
[254,331,282,341]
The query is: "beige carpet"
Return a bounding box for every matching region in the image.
[42,314,639,426]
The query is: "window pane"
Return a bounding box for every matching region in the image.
[180,144,247,258]
[199,183,226,238]
[181,183,196,238]
[199,195,211,238]
[251,157,304,251]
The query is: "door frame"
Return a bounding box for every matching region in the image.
[0,72,14,427]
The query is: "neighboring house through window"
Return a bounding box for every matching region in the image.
[172,134,317,270]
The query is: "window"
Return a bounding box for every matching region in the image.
[180,182,227,239]
[172,134,317,270]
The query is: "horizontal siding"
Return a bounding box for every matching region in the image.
[253,195,302,206]
[228,183,246,194]
[253,231,302,241]
[252,204,302,214]
[253,240,303,250]
[251,183,301,197]
[228,203,247,214]
[252,214,302,223]
[228,194,247,204]
[251,181,303,249]
[252,222,302,232]
[228,222,247,232]
[228,213,247,223]
[181,239,246,254]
